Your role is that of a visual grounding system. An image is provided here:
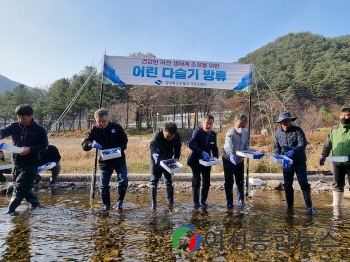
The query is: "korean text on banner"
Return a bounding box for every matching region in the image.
[103,55,254,92]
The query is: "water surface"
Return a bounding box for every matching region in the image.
[0,188,349,261]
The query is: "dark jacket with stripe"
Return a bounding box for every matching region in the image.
[81,121,128,168]
[187,127,218,167]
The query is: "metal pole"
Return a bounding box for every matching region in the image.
[90,67,105,199]
[245,92,252,197]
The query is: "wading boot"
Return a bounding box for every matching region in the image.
[302,190,317,214]
[115,185,127,213]
[200,188,209,208]
[166,185,174,207]
[285,188,294,210]
[25,190,40,209]
[332,191,344,207]
[151,187,157,210]
[236,185,245,207]
[224,187,234,209]
[100,188,111,211]
[192,187,200,208]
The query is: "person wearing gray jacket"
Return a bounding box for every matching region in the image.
[222,115,249,208]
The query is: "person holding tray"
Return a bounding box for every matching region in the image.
[0,104,48,214]
[82,108,128,212]
[187,114,219,208]
[149,122,182,209]
[320,107,350,206]
[274,111,316,214]
[222,114,250,208]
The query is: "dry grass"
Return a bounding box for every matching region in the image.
[3,129,332,174]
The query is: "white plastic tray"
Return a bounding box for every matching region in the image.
[236,150,264,159]
[160,159,185,174]
[325,156,349,163]
[99,148,122,160]
[0,164,13,170]
[199,158,222,166]
[270,155,293,165]
[249,177,264,186]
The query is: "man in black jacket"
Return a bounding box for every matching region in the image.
[0,104,48,214]
[187,114,219,208]
[149,122,181,209]
[82,109,128,212]
[35,145,61,186]
[274,111,316,214]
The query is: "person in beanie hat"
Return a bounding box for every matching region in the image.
[273,111,317,214]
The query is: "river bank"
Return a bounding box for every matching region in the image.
[0,173,339,197]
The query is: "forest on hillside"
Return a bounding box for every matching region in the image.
[0,32,349,135]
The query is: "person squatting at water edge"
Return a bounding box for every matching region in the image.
[82,108,128,212]
[187,114,219,208]
[149,122,182,210]
[274,111,317,215]
[320,107,350,207]
[0,104,48,214]
[222,115,250,209]
[34,144,62,187]
[0,150,12,185]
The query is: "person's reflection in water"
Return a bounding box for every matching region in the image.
[223,210,246,231]
[1,214,31,261]
[90,214,125,261]
[143,210,176,261]
[332,206,342,229]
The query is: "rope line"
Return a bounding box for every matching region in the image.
[48,57,103,135]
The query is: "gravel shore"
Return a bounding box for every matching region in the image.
[0,172,337,196]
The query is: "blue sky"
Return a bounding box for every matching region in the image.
[1,0,350,88]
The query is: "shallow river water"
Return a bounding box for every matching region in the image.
[1,188,350,262]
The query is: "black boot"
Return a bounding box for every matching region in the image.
[192,187,200,208]
[166,185,174,206]
[115,184,128,212]
[302,190,317,214]
[285,188,294,209]
[24,190,40,209]
[100,188,111,211]
[224,187,234,208]
[6,192,24,214]
[236,185,245,207]
[200,188,209,208]
[150,187,157,210]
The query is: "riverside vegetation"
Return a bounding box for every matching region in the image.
[1,127,331,175]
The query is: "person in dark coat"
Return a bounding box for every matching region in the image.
[187,114,219,208]
[34,145,62,186]
[82,108,128,212]
[274,111,316,214]
[0,104,48,214]
[149,122,182,209]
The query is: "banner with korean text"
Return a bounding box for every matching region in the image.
[103,55,254,92]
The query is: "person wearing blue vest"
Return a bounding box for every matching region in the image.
[187,114,219,208]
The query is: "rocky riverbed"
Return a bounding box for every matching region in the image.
[0,173,343,198]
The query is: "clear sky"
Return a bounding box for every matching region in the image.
[1,0,350,88]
